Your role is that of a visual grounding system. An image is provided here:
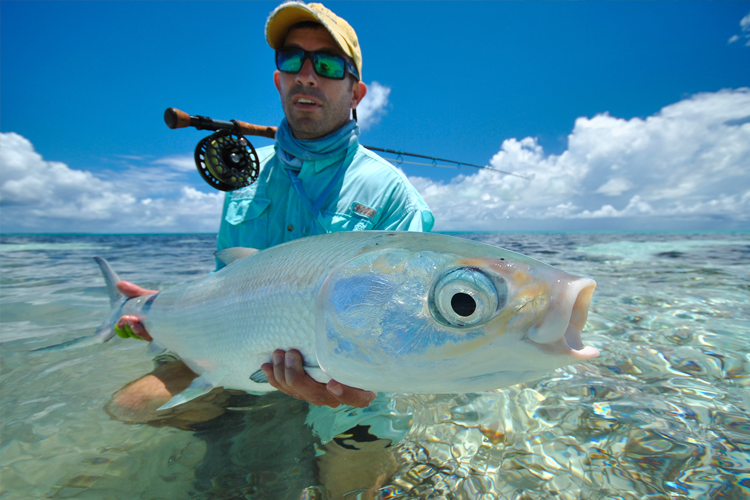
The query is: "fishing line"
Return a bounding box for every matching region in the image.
[163,107,529,191]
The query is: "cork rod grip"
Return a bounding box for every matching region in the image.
[233,121,277,139]
[164,108,192,129]
[163,107,277,138]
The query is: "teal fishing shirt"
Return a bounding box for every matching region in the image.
[217,122,434,263]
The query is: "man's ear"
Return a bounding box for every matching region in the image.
[351,81,367,109]
[274,70,282,94]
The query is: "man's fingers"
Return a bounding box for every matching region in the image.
[284,350,340,407]
[261,363,281,390]
[114,281,157,342]
[327,380,377,409]
[262,350,341,407]
[116,315,153,341]
[128,321,153,341]
[283,349,305,388]
[116,280,159,298]
[271,350,290,393]
[260,350,374,409]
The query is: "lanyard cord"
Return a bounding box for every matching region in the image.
[284,144,357,231]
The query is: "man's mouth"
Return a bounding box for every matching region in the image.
[293,95,321,108]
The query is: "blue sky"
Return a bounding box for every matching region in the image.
[1,1,749,233]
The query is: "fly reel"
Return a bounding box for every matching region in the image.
[194,130,260,191]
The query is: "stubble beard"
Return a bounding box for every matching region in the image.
[283,85,352,140]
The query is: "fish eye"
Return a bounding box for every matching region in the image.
[432,268,505,327]
[451,292,476,317]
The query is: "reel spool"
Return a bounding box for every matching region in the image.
[194,129,260,191]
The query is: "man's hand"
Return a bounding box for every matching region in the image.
[261,349,376,409]
[115,280,159,342]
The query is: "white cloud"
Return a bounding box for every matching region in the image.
[153,155,196,172]
[728,12,750,47]
[411,88,750,231]
[356,81,391,130]
[3,88,749,234]
[0,133,223,233]
[595,177,635,196]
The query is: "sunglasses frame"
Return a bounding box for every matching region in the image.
[276,47,360,81]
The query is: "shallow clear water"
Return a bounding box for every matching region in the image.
[1,232,748,499]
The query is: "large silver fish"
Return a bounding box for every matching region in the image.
[78,231,598,410]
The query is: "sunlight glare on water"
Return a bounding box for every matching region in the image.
[0,232,748,499]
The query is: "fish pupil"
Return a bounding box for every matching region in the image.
[451,293,476,317]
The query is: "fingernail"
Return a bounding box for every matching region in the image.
[328,383,343,396]
[285,354,295,368]
[273,354,282,366]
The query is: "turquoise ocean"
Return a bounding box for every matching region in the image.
[1,231,748,499]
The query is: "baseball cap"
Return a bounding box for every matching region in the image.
[266,1,363,80]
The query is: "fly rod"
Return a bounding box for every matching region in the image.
[164,107,528,191]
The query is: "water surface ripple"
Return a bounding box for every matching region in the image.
[1,232,748,499]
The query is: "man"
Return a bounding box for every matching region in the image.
[112,1,433,416]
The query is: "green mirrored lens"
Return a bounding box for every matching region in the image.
[278,51,303,72]
[313,54,345,79]
[277,49,350,80]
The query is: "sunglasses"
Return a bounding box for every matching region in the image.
[276,48,360,81]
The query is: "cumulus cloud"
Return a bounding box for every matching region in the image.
[411,88,750,231]
[728,12,750,46]
[0,133,223,233]
[152,155,196,173]
[3,88,748,234]
[356,81,391,130]
[595,177,635,196]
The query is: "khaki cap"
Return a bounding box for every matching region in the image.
[266,1,362,80]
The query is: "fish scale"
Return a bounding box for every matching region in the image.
[140,233,369,391]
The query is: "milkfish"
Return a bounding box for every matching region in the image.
[57,231,599,410]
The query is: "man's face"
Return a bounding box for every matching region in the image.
[274,27,366,139]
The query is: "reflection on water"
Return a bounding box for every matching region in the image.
[1,232,748,499]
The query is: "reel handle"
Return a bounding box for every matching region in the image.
[164,107,277,139]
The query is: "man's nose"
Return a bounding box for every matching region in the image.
[295,58,318,86]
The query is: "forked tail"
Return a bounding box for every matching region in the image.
[32,257,125,352]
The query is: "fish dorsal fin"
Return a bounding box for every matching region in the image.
[215,247,260,266]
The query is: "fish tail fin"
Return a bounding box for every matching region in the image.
[94,256,124,307]
[33,257,124,352]
[32,322,117,352]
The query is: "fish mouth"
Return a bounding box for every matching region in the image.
[530,278,599,359]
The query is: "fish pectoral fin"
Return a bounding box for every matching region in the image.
[215,247,260,266]
[249,365,329,385]
[249,369,268,384]
[156,376,214,411]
